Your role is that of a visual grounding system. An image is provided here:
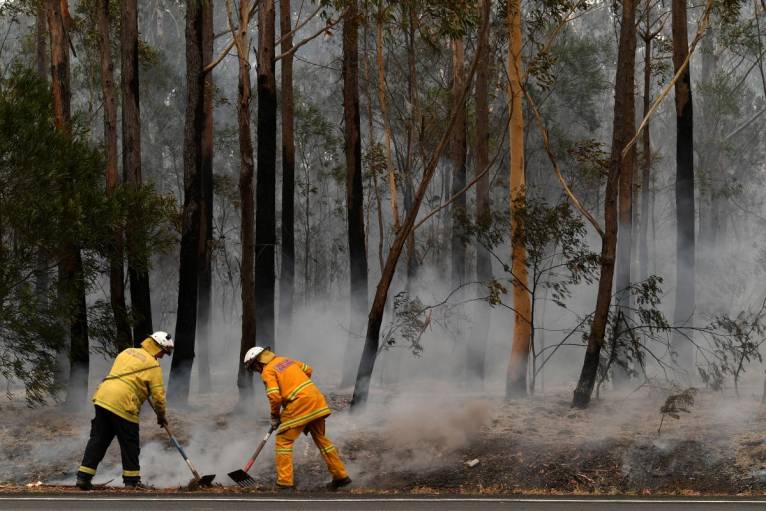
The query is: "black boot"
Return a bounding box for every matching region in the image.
[326,477,352,490]
[124,479,149,490]
[76,476,93,491]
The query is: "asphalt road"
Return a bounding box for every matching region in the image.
[1,496,766,510]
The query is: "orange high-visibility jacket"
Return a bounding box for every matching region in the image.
[261,356,331,433]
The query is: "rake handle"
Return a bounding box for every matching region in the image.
[243,426,276,473]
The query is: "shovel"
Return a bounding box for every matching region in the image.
[228,426,276,487]
[146,394,215,489]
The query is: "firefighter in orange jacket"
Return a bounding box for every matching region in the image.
[244,346,351,490]
[76,331,174,490]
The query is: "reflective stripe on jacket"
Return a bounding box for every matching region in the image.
[92,339,167,423]
[261,356,330,433]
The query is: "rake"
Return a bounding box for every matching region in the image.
[228,426,276,487]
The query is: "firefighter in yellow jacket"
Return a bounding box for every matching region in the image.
[244,346,351,490]
[76,331,174,490]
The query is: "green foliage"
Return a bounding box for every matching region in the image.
[698,301,766,393]
[0,67,172,404]
[381,291,429,356]
[0,67,101,404]
[657,387,697,436]
[512,198,600,306]
[566,139,609,187]
[296,98,343,183]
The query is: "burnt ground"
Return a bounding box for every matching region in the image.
[2,387,766,495]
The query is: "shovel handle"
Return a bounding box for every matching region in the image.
[243,426,276,473]
[145,390,203,482]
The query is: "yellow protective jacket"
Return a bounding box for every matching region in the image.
[92,339,167,424]
[261,356,331,433]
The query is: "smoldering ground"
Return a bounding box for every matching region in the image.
[6,382,766,494]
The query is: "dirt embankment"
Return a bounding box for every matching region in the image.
[2,388,766,495]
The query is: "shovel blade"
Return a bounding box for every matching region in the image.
[198,474,216,487]
[186,474,216,491]
[228,469,257,488]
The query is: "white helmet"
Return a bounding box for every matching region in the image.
[244,346,269,368]
[150,331,174,354]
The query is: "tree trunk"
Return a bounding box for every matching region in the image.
[169,0,205,405]
[639,20,652,283]
[671,0,696,369]
[468,0,492,384]
[363,15,384,274]
[697,22,717,305]
[279,0,296,341]
[340,0,369,388]
[613,0,639,387]
[97,0,131,351]
[572,0,636,409]
[48,0,70,134]
[120,0,153,345]
[449,38,467,289]
[196,0,214,393]
[506,0,532,398]
[404,4,419,283]
[49,0,89,408]
[375,5,400,232]
[255,0,277,350]
[34,0,50,307]
[230,0,256,406]
[351,1,489,409]
[36,3,49,80]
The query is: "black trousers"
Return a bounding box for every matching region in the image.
[77,405,141,483]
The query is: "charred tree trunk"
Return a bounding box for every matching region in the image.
[169,0,205,405]
[340,0,369,388]
[572,0,636,409]
[49,0,89,408]
[196,0,214,393]
[671,0,696,369]
[506,0,532,398]
[229,0,256,406]
[255,0,277,349]
[279,0,296,339]
[120,0,153,345]
[468,0,493,384]
[97,0,131,350]
[449,38,467,289]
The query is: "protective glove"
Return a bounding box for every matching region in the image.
[270,416,281,430]
[157,412,168,428]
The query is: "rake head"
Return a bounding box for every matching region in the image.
[228,469,257,488]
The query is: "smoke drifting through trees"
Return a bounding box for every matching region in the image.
[0,0,764,418]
